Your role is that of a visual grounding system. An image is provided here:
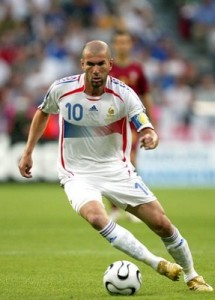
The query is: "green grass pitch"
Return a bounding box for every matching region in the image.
[0,182,214,300]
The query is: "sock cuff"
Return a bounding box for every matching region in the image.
[162,227,180,243]
[99,220,116,237]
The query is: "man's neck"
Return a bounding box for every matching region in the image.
[84,86,105,96]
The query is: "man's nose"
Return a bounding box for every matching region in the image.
[92,65,100,73]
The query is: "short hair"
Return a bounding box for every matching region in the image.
[81,40,111,58]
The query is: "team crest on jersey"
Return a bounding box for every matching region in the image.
[106,106,115,119]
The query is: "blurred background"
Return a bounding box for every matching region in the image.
[0,0,215,186]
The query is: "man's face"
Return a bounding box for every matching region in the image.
[113,35,133,56]
[81,51,113,90]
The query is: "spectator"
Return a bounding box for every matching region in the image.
[177,1,199,41]
[117,0,155,42]
[191,0,215,51]
[192,73,215,140]
[159,76,194,140]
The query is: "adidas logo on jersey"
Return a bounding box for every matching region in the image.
[89,105,98,111]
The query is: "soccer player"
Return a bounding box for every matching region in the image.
[109,30,154,221]
[110,30,154,164]
[19,40,212,292]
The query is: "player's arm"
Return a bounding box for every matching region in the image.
[128,85,158,150]
[18,109,50,178]
[130,112,158,150]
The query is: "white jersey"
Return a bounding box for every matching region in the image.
[39,73,153,183]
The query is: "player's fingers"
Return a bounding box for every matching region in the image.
[19,164,32,178]
[24,166,32,178]
[140,135,156,149]
[140,135,151,146]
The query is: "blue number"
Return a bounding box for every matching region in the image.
[135,182,149,195]
[73,104,83,121]
[65,103,83,121]
[65,103,72,120]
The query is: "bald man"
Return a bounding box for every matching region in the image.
[19,40,213,292]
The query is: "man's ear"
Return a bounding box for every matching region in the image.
[80,59,84,70]
[109,58,114,70]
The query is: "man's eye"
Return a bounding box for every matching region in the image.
[86,61,105,67]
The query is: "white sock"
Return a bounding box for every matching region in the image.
[100,220,162,270]
[162,227,198,282]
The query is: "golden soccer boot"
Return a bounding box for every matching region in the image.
[157,260,182,281]
[187,276,213,292]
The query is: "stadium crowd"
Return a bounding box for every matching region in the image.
[0,0,215,144]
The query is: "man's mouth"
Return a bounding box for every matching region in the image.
[92,77,102,83]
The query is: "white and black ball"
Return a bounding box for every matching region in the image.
[103,260,142,295]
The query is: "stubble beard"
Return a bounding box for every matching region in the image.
[91,78,104,88]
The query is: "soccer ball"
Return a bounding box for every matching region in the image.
[103,260,142,295]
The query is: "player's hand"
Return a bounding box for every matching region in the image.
[18,154,33,178]
[139,129,159,150]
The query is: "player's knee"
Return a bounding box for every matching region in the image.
[86,213,109,231]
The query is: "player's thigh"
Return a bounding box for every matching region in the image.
[104,175,156,209]
[64,179,104,214]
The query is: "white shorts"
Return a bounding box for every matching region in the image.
[63,173,156,213]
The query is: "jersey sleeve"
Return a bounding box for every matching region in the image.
[127,87,145,118]
[38,81,59,114]
[127,87,154,132]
